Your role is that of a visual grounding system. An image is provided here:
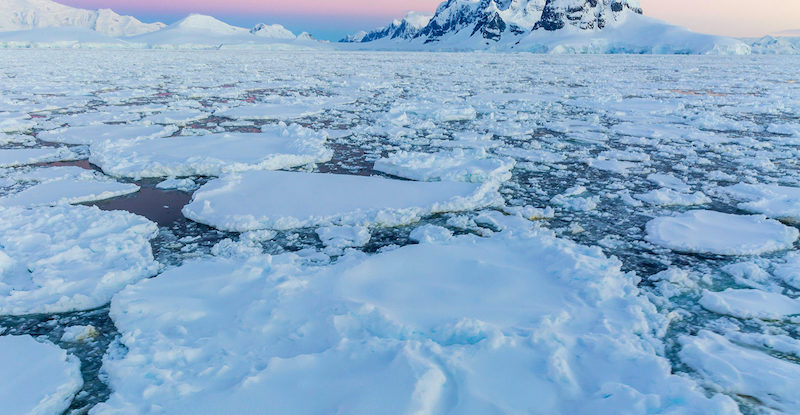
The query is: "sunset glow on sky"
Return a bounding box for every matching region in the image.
[56,0,800,40]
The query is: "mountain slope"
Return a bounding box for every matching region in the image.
[0,0,164,37]
[341,12,432,43]
[342,0,750,54]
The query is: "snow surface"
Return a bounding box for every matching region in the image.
[183,171,503,231]
[0,146,77,167]
[38,123,176,145]
[0,0,164,37]
[700,289,800,321]
[373,149,514,183]
[646,210,798,255]
[95,229,737,414]
[723,183,800,223]
[0,335,82,415]
[0,166,140,207]
[90,124,332,179]
[0,204,158,314]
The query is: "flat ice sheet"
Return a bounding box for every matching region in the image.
[0,204,159,314]
[0,147,77,167]
[646,210,798,255]
[700,289,800,320]
[38,123,177,145]
[183,170,502,231]
[724,183,800,223]
[95,229,735,414]
[0,335,82,415]
[373,149,514,183]
[0,167,139,207]
[90,125,332,179]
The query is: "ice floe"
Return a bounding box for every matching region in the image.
[0,205,158,314]
[90,125,332,179]
[373,149,514,183]
[38,124,177,145]
[0,335,82,415]
[95,229,736,414]
[700,289,800,321]
[0,147,77,167]
[646,210,798,255]
[723,183,800,223]
[680,330,800,413]
[183,170,502,231]
[0,166,139,207]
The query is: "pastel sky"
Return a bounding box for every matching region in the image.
[57,0,800,40]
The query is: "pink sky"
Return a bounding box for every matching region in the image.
[58,0,800,38]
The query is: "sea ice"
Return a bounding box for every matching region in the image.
[723,183,800,223]
[0,147,77,167]
[680,330,800,413]
[90,125,332,179]
[183,170,502,231]
[646,210,798,255]
[0,335,82,415]
[635,188,711,206]
[38,123,177,145]
[0,166,139,207]
[699,289,800,320]
[373,149,514,183]
[95,229,736,414]
[0,204,158,314]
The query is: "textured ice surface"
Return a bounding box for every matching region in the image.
[646,210,798,255]
[0,335,82,415]
[91,125,332,179]
[95,229,736,414]
[0,205,158,314]
[183,171,502,231]
[1,50,800,413]
[373,149,514,183]
[0,147,77,167]
[0,166,139,207]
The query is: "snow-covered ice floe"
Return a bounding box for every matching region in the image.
[0,205,158,314]
[0,335,82,415]
[214,97,351,121]
[95,229,737,414]
[700,289,800,321]
[38,123,177,145]
[646,210,798,256]
[373,149,514,183]
[0,147,78,167]
[723,183,800,223]
[182,170,503,231]
[0,166,139,207]
[90,125,332,179]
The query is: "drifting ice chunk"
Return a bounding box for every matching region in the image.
[0,147,78,167]
[373,149,514,183]
[183,170,502,231]
[95,231,734,414]
[646,210,798,255]
[90,125,332,179]
[699,289,800,320]
[0,205,158,314]
[0,167,139,208]
[214,97,350,120]
[140,109,207,125]
[723,183,800,222]
[0,112,35,132]
[635,188,711,206]
[680,330,800,414]
[0,336,82,415]
[774,252,800,289]
[316,225,371,250]
[38,123,177,145]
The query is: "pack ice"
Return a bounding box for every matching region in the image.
[94,228,737,414]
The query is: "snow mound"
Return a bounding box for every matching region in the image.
[90,125,332,179]
[250,23,295,39]
[182,170,503,231]
[95,229,736,414]
[646,210,798,256]
[0,335,82,415]
[0,204,158,314]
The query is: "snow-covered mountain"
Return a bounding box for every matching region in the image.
[128,15,321,50]
[0,0,165,37]
[745,35,800,55]
[250,23,296,40]
[343,0,750,54]
[341,12,432,43]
